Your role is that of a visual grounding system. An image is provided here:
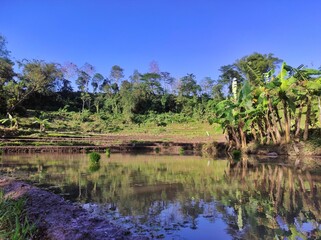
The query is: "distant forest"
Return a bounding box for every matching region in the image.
[1,34,321,148]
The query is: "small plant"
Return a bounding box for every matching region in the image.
[179,147,185,155]
[0,149,3,155]
[106,148,111,158]
[89,152,101,163]
[155,147,160,154]
[89,162,100,173]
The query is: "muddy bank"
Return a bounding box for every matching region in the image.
[0,134,211,154]
[245,141,321,156]
[0,178,147,240]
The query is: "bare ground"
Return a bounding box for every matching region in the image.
[0,178,147,240]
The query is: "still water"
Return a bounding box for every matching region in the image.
[1,153,321,239]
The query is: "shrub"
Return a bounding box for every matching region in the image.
[179,147,185,155]
[89,162,100,173]
[89,152,101,163]
[106,148,111,158]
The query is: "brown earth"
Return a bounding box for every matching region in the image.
[0,178,147,240]
[0,134,225,154]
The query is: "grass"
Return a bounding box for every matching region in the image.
[0,191,36,239]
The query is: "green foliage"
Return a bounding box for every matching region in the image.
[1,33,321,146]
[89,162,100,173]
[179,147,185,155]
[0,191,36,239]
[155,147,160,153]
[106,148,111,158]
[232,150,241,161]
[89,152,101,163]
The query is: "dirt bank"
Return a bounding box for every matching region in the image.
[0,178,147,240]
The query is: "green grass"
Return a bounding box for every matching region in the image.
[0,191,36,239]
[4,111,225,143]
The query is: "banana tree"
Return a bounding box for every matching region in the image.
[33,117,50,132]
[304,73,321,140]
[269,63,296,143]
[214,99,241,149]
[0,113,18,129]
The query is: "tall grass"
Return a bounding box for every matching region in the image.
[0,191,36,239]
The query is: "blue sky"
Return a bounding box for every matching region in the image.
[1,0,321,82]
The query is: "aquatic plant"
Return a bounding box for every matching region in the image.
[89,152,101,163]
[106,148,111,158]
[179,147,185,155]
[89,162,100,173]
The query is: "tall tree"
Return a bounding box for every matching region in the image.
[217,65,243,97]
[110,65,124,84]
[235,52,282,85]
[178,74,201,97]
[6,60,62,112]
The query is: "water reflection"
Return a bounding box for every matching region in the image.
[1,154,321,239]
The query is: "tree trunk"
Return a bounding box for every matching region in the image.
[274,105,283,133]
[230,127,241,150]
[238,123,247,149]
[250,123,257,141]
[318,97,321,127]
[282,99,291,143]
[268,97,281,143]
[265,114,276,144]
[294,102,303,139]
[257,122,264,144]
[95,104,99,114]
[303,97,311,141]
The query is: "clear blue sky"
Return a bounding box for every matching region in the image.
[1,0,321,82]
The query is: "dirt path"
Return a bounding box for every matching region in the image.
[0,178,147,240]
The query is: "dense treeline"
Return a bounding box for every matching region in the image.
[1,34,321,148]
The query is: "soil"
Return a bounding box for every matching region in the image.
[0,178,148,240]
[0,134,224,154]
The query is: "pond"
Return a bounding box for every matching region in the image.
[1,153,321,239]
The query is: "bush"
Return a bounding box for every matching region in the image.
[106,148,111,158]
[89,162,100,173]
[89,152,101,163]
[179,147,185,155]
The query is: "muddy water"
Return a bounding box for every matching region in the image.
[1,153,321,239]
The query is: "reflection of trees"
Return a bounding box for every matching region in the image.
[2,154,321,238]
[220,156,321,239]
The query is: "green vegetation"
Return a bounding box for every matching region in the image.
[231,149,241,161]
[0,191,36,239]
[179,147,185,155]
[213,55,321,149]
[105,148,111,157]
[3,154,321,239]
[1,34,321,150]
[89,152,101,163]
